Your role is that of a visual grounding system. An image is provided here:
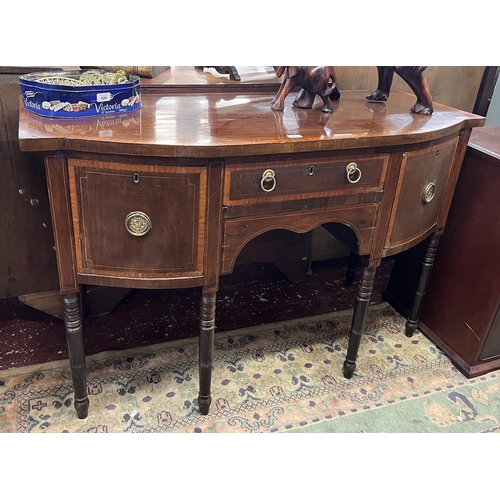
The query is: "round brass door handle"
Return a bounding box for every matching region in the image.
[261,169,277,192]
[125,211,152,236]
[346,162,362,184]
[422,182,436,203]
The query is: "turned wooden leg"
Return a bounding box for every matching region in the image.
[345,250,359,286]
[343,265,377,379]
[406,235,440,337]
[305,230,314,276]
[62,292,89,419]
[198,290,216,415]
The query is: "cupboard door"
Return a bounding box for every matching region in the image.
[385,137,458,249]
[68,159,206,279]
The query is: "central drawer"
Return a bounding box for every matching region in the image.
[224,153,389,206]
[68,159,207,279]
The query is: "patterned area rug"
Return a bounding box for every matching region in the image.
[1,302,500,433]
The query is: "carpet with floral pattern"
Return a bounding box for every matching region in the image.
[1,302,500,433]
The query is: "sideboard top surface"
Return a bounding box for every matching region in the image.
[18,91,485,158]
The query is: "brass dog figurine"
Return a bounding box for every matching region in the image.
[272,66,433,115]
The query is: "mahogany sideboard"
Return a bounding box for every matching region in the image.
[18,90,484,419]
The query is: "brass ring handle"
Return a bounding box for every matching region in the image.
[422,182,436,203]
[261,169,277,192]
[346,162,362,184]
[125,211,153,236]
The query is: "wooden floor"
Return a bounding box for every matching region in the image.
[0,257,393,371]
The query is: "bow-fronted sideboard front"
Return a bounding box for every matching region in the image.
[18,91,484,419]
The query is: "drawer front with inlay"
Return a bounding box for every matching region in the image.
[224,153,389,205]
[68,159,207,279]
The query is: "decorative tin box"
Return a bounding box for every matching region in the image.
[19,69,141,118]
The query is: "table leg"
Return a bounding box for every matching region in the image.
[405,235,440,337]
[345,250,359,286]
[198,290,216,415]
[342,265,377,378]
[62,292,89,419]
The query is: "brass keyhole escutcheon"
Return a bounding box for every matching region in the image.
[261,169,277,192]
[422,182,436,203]
[346,162,362,184]
[133,173,140,183]
[125,211,152,236]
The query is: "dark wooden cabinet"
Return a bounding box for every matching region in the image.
[417,126,500,377]
[0,72,60,298]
